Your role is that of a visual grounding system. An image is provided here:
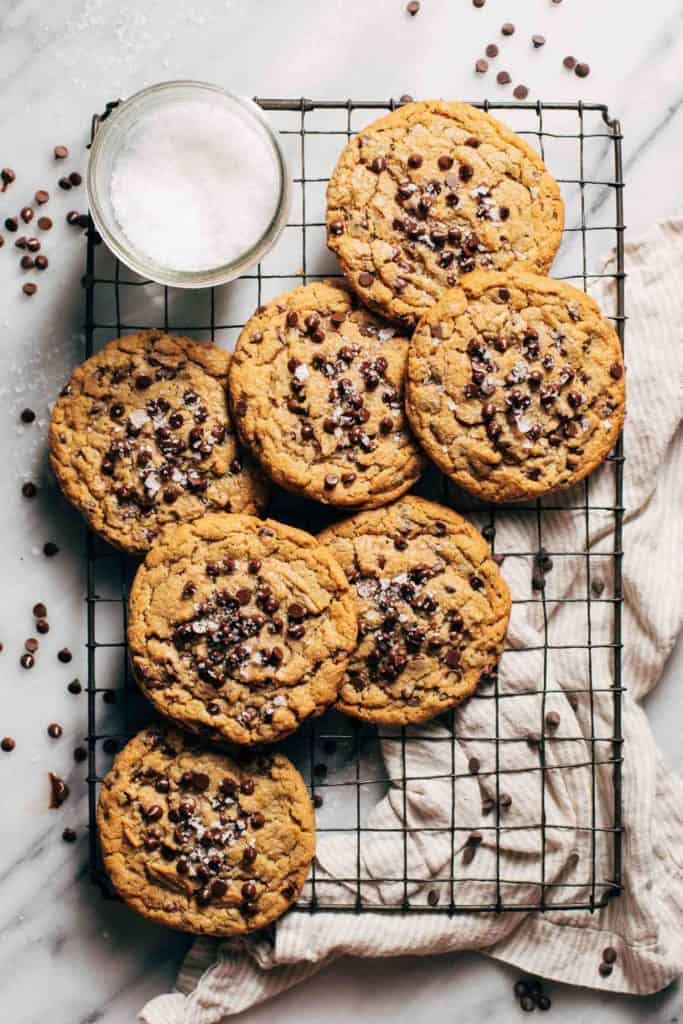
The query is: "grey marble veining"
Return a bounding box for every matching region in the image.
[0,1,681,1022]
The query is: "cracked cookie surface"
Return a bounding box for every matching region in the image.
[97,725,314,935]
[128,513,357,744]
[229,281,425,508]
[406,271,626,502]
[326,101,564,326]
[50,331,267,554]
[319,496,510,725]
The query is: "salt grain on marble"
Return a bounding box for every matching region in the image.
[110,100,280,273]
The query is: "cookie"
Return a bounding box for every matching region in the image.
[319,496,510,725]
[229,281,425,508]
[128,512,357,745]
[97,725,315,935]
[406,271,625,502]
[49,331,267,554]
[326,101,564,326]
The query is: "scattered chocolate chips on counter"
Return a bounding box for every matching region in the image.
[497,70,512,85]
[36,618,50,634]
[475,58,489,74]
[22,481,37,498]
[74,746,87,763]
[35,254,48,271]
[312,793,324,809]
[58,176,72,191]
[575,62,591,78]
[545,710,561,730]
[35,189,49,204]
[563,55,577,70]
[514,978,551,1012]
[20,407,36,424]
[485,43,499,58]
[501,22,515,35]
[532,34,546,48]
[22,283,37,297]
[472,0,486,7]
[49,772,69,808]
[25,637,39,653]
[47,723,63,739]
[67,678,82,694]
[54,144,68,159]
[468,756,481,774]
[532,546,553,590]
[513,84,530,100]
[406,0,420,14]
[591,577,605,598]
[5,216,18,232]
[1,737,16,752]
[102,737,119,755]
[20,652,35,669]
[43,541,59,557]
[57,647,72,664]
[37,216,52,230]
[62,827,77,843]
[69,171,82,186]
[427,888,439,906]
[20,206,34,224]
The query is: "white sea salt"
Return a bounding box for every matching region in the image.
[110,99,280,273]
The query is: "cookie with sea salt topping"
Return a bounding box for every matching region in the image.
[228,280,425,509]
[406,270,626,502]
[128,512,357,745]
[319,496,510,725]
[326,101,564,326]
[97,725,314,935]
[49,331,267,553]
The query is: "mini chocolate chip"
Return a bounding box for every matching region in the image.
[62,827,77,843]
[599,962,613,978]
[520,996,535,1012]
[575,62,590,78]
[1,168,16,188]
[475,58,488,73]
[324,474,339,490]
[22,481,37,498]
[602,947,618,964]
[563,55,577,70]
[20,255,34,269]
[513,84,529,99]
[438,155,453,170]
[537,995,551,1011]
[445,649,460,668]
[67,679,82,694]
[69,171,82,186]
[532,34,546,48]
[251,811,265,829]
[27,237,41,252]
[144,804,163,822]
[407,153,423,168]
[358,271,374,287]
[497,70,512,85]
[20,653,34,669]
[25,638,38,653]
[609,362,623,380]
[406,0,420,14]
[58,648,72,663]
[499,792,512,808]
[248,558,261,574]
[47,723,63,739]
[58,177,72,190]
[22,283,37,296]
[370,156,386,173]
[486,43,499,58]
[49,772,69,808]
[35,255,48,270]
[545,710,561,729]
[5,217,18,232]
[329,220,343,235]
[501,22,515,35]
[1,737,15,752]
[33,602,47,618]
[20,206,34,223]
[468,756,480,774]
[54,145,68,159]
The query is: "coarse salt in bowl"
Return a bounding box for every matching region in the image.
[87,81,290,288]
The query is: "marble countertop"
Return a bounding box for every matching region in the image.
[1,1,681,1022]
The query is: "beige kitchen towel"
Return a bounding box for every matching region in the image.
[141,220,683,1024]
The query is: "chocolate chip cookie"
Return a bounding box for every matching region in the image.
[97,725,314,935]
[128,513,357,744]
[326,101,564,326]
[49,331,267,554]
[319,496,510,724]
[406,271,626,502]
[229,281,425,508]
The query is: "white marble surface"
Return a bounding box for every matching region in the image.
[0,1,682,1022]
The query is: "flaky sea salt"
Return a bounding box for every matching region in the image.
[110,99,280,273]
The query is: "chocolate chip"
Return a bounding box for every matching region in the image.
[497,70,511,85]
[501,22,515,35]
[520,996,535,1012]
[62,827,77,843]
[241,778,255,796]
[38,216,53,231]
[575,62,590,78]
[35,254,48,271]
[513,85,529,99]
[468,756,480,774]
[545,710,560,729]
[20,255,34,270]
[49,772,69,808]
[329,220,343,235]
[69,171,82,186]
[470,574,484,590]
[22,282,37,296]
[358,271,374,287]
[532,34,546,48]
[54,145,68,159]
[251,811,265,829]
[58,177,72,190]
[609,362,623,380]
[324,474,339,490]
[563,55,577,70]
[74,746,87,763]
[445,649,460,668]
[438,155,453,170]
[499,792,512,808]
[472,0,485,6]
[248,558,261,574]
[67,679,82,695]
[27,237,41,252]
[5,216,18,232]
[58,648,72,663]
[20,206,33,223]
[514,981,529,998]
[47,723,63,739]
[20,653,34,669]
[370,156,386,173]
[407,153,423,168]
[598,962,613,978]
[602,947,618,964]
[25,637,39,653]
[1,737,15,752]
[486,43,499,58]
[406,0,420,14]
[537,995,551,1011]
[66,210,80,225]
[1,167,15,188]
[475,59,489,73]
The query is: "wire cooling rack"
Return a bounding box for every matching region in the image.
[83,98,625,915]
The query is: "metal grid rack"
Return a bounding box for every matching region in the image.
[84,98,625,915]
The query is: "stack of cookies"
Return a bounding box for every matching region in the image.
[50,101,625,936]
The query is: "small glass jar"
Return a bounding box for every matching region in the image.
[86,81,290,289]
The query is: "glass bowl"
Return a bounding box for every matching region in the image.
[86,81,290,289]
